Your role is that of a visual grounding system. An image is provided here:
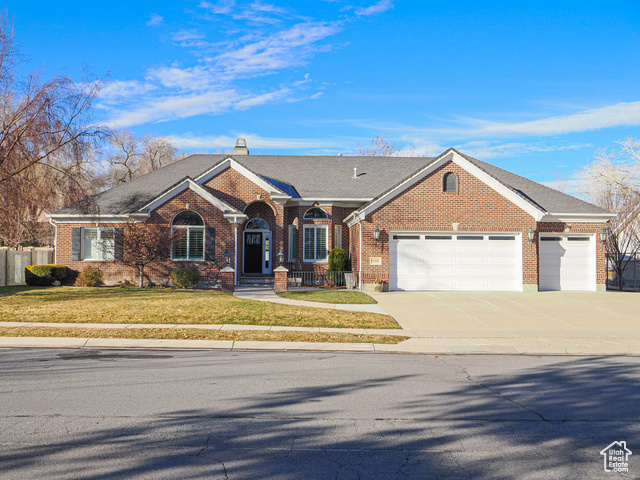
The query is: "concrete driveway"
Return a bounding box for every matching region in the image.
[369,291,640,339]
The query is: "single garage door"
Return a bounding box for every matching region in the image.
[539,234,596,291]
[389,233,522,291]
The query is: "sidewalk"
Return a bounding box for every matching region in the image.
[1,321,639,355]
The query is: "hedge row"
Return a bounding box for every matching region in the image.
[24,265,68,286]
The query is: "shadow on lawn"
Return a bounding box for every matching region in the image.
[0,285,226,300]
[1,354,638,479]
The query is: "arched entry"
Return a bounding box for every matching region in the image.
[243,217,272,274]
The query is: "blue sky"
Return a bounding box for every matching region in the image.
[7,0,640,192]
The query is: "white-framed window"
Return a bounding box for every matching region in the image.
[334,225,342,249]
[304,225,328,262]
[288,225,297,262]
[82,227,115,261]
[304,207,328,219]
[172,211,205,261]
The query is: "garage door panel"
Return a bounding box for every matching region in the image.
[390,233,522,291]
[539,235,595,291]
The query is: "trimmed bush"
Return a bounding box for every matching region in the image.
[328,249,349,272]
[74,266,104,287]
[328,249,349,286]
[25,264,68,286]
[170,268,200,289]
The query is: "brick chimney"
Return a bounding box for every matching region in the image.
[233,138,249,155]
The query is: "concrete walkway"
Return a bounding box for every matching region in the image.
[1,320,640,355]
[233,287,390,315]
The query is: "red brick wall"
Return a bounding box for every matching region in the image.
[204,167,284,274]
[55,188,236,285]
[55,222,138,283]
[282,205,355,273]
[349,160,606,289]
[54,167,356,282]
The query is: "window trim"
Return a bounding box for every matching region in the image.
[303,207,329,219]
[81,227,115,261]
[171,211,206,261]
[303,224,329,262]
[288,225,297,262]
[245,217,270,231]
[171,226,205,261]
[443,172,458,193]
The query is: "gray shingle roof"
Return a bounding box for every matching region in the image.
[52,150,608,216]
[456,151,609,214]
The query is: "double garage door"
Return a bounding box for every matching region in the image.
[389,231,596,291]
[389,233,522,291]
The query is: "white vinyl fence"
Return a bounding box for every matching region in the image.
[0,247,55,286]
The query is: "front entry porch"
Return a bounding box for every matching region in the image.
[243,229,272,275]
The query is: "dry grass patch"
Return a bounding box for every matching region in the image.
[276,290,377,304]
[0,326,404,344]
[0,286,398,329]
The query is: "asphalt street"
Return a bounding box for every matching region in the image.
[0,349,638,479]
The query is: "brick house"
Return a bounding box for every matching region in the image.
[48,141,614,291]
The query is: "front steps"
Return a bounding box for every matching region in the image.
[237,276,275,289]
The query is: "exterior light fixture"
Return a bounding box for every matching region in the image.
[224,251,232,265]
[373,226,381,244]
[528,227,535,243]
[600,229,608,243]
[277,250,285,266]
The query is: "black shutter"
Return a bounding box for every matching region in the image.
[114,228,123,261]
[71,228,82,261]
[205,226,216,261]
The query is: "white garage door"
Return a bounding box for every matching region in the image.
[389,233,522,291]
[539,234,596,291]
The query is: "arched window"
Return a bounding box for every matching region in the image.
[443,172,458,193]
[172,211,204,260]
[304,207,328,219]
[245,218,270,230]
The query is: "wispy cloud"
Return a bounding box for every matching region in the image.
[395,139,594,160]
[469,102,640,137]
[99,80,158,103]
[454,141,594,159]
[146,13,163,26]
[168,133,352,150]
[100,1,389,127]
[355,0,394,16]
[146,65,215,91]
[214,22,340,78]
[108,86,297,127]
[199,0,294,24]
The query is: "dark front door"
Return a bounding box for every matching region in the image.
[244,232,262,274]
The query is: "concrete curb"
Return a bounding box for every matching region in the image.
[0,336,638,356]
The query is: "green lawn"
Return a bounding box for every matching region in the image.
[276,290,377,304]
[0,286,397,329]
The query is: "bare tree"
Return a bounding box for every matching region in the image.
[115,222,172,288]
[580,137,640,288]
[105,130,178,187]
[0,14,106,246]
[355,133,398,156]
[355,133,427,157]
[551,172,568,193]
